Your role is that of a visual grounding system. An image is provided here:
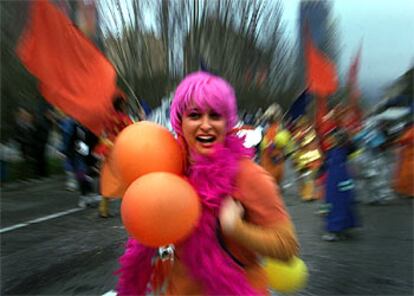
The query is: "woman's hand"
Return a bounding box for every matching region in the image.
[219,197,244,234]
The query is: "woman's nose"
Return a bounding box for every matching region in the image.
[200,115,212,131]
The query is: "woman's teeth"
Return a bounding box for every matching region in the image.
[196,136,215,143]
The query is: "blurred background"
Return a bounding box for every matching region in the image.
[1,0,413,182]
[0,1,413,295]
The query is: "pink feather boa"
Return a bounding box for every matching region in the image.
[116,135,262,295]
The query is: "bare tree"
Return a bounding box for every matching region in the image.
[99,0,301,111]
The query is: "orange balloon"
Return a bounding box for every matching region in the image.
[112,121,184,186]
[121,172,201,247]
[100,158,126,198]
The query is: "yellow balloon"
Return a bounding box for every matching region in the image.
[264,256,308,293]
[274,130,291,148]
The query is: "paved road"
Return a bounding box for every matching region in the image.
[1,174,413,295]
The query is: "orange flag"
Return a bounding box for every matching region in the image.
[16,0,116,135]
[305,29,338,97]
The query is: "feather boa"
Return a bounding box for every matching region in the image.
[116,135,261,295]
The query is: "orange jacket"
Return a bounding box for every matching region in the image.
[166,159,299,295]
[394,126,414,197]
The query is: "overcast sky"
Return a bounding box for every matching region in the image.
[104,0,413,101]
[281,0,414,101]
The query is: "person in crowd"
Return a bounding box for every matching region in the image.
[290,117,322,201]
[259,103,293,185]
[14,107,35,180]
[94,91,134,218]
[63,119,99,208]
[351,117,393,204]
[58,114,78,191]
[393,120,414,198]
[317,111,360,241]
[32,101,55,177]
[15,107,35,163]
[116,71,299,295]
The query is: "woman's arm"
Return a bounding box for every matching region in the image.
[219,159,299,262]
[229,218,299,262]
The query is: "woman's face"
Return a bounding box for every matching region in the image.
[181,105,227,156]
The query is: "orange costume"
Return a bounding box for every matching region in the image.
[393,125,414,197]
[167,159,299,294]
[96,108,133,217]
[260,123,289,184]
[94,111,133,158]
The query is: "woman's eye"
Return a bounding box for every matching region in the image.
[209,112,221,120]
[188,112,201,119]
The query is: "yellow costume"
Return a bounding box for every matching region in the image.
[291,118,322,201]
[260,123,293,184]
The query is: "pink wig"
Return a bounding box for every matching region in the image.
[170,71,238,135]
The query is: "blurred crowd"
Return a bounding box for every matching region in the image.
[237,101,413,241]
[3,91,413,228]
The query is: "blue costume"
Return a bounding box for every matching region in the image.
[59,117,76,173]
[60,118,99,206]
[324,145,358,233]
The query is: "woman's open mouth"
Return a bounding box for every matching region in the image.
[196,135,216,144]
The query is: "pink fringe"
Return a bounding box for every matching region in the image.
[116,135,261,295]
[182,135,257,295]
[116,239,156,295]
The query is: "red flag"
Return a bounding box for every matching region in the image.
[347,44,362,105]
[315,96,335,138]
[347,44,363,132]
[16,0,116,135]
[347,46,361,87]
[305,29,338,97]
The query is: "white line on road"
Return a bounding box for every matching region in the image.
[0,208,84,234]
[102,290,116,296]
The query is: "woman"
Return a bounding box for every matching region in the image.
[116,71,299,295]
